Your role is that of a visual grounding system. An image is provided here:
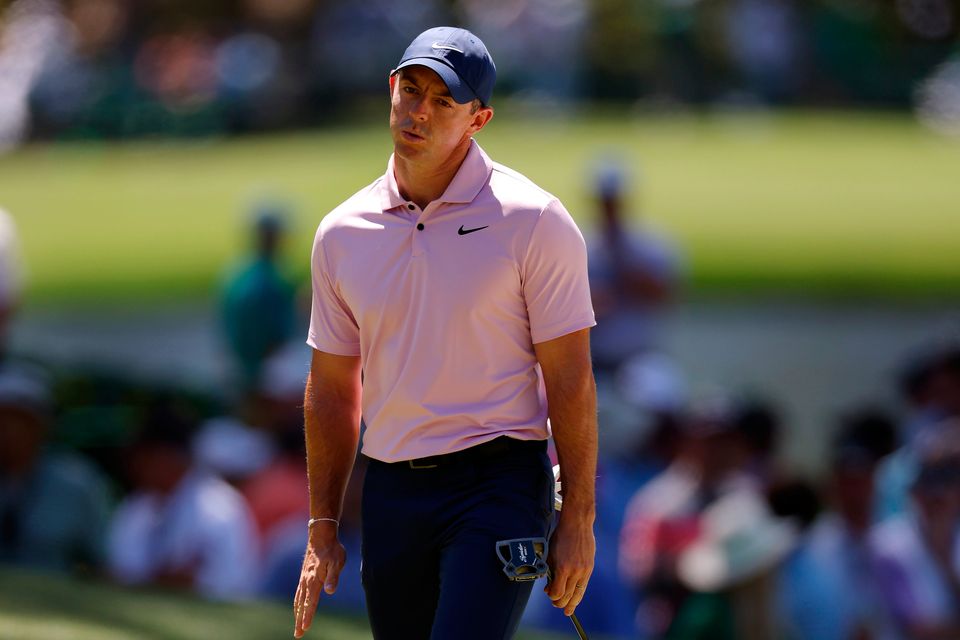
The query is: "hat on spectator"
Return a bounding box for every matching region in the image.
[192,417,276,479]
[617,352,687,415]
[0,363,52,420]
[910,419,960,491]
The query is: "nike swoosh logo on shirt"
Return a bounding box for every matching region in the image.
[458,225,489,236]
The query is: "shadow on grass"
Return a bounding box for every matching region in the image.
[0,569,572,640]
[0,568,369,640]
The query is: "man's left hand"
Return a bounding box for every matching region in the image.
[545,514,595,616]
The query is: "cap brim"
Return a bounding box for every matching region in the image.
[395,58,477,104]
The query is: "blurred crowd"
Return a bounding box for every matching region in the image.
[2,154,960,639]
[2,0,960,151]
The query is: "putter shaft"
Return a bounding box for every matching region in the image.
[570,612,589,640]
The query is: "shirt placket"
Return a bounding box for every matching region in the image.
[407,200,444,258]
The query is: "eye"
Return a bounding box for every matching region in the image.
[403,86,418,95]
[437,99,452,108]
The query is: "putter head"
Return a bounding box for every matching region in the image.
[496,537,549,582]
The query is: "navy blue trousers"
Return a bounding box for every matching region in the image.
[360,438,554,640]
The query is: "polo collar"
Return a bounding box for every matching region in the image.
[379,139,493,212]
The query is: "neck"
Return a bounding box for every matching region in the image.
[394,138,472,209]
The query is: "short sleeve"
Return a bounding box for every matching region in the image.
[522,199,596,344]
[306,228,361,356]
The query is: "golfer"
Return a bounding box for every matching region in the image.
[294,26,598,640]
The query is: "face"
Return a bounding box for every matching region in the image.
[389,66,492,166]
[832,464,875,531]
[0,407,45,473]
[128,443,189,494]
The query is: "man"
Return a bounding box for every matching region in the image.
[587,160,680,374]
[220,201,298,390]
[619,405,755,637]
[0,363,110,573]
[107,396,259,600]
[781,410,898,640]
[293,26,598,640]
[872,421,960,640]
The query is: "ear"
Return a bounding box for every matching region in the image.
[388,72,397,95]
[467,106,494,137]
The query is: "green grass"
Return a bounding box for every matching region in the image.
[2,110,959,303]
[0,569,567,640]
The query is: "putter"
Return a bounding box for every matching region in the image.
[494,538,590,639]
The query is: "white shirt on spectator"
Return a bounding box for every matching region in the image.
[108,468,259,600]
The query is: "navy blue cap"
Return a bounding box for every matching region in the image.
[395,26,496,106]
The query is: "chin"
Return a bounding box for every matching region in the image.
[394,141,428,161]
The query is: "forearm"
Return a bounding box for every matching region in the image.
[546,366,598,523]
[303,371,361,522]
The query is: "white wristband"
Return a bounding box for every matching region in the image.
[308,517,340,528]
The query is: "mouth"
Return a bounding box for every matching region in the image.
[401,129,425,143]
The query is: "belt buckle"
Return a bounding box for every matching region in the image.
[408,458,438,469]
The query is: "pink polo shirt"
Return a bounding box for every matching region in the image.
[307,140,595,462]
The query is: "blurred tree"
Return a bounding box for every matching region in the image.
[583,0,658,100]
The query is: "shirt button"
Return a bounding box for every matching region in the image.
[416,223,424,231]
[407,204,415,210]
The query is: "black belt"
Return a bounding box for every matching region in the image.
[388,436,546,469]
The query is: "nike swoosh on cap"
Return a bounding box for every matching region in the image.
[432,42,464,54]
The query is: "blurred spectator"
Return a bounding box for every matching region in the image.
[242,424,308,546]
[649,0,711,104]
[0,208,24,355]
[0,0,956,150]
[731,398,784,486]
[723,0,802,104]
[191,414,276,486]
[461,0,587,106]
[781,409,899,640]
[587,158,681,373]
[876,344,960,520]
[215,31,290,131]
[898,344,960,438]
[915,54,960,137]
[28,0,131,137]
[671,489,798,640]
[767,476,822,532]
[134,30,218,111]
[619,402,754,637]
[872,421,960,639]
[310,1,447,101]
[0,363,111,573]
[528,355,685,637]
[597,350,687,463]
[107,396,259,600]
[0,0,74,151]
[220,200,298,390]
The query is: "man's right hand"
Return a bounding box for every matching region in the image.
[293,525,346,638]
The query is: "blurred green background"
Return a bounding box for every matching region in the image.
[4,111,959,303]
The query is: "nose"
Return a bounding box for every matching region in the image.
[410,95,429,121]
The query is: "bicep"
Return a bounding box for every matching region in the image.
[533,328,592,387]
[306,348,362,405]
